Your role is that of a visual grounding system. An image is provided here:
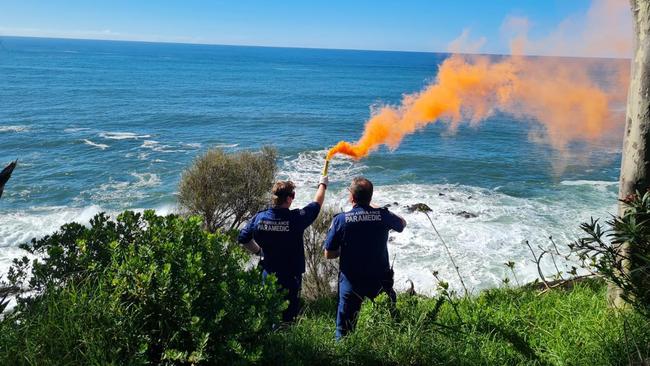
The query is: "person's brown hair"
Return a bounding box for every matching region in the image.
[272,181,296,206]
[349,176,373,205]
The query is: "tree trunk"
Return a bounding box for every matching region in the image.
[612,0,650,307]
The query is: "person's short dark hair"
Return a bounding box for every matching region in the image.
[349,177,373,205]
[272,181,296,206]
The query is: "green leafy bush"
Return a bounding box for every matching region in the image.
[2,210,285,365]
[573,191,650,317]
[178,146,277,232]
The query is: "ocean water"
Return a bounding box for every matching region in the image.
[0,36,626,293]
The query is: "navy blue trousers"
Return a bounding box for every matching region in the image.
[263,270,302,322]
[336,272,396,340]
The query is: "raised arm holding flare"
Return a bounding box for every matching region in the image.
[238,166,328,322]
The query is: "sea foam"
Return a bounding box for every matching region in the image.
[281,152,617,294]
[0,125,29,133]
[0,203,176,280]
[80,172,162,204]
[83,139,109,150]
[140,140,184,153]
[100,132,151,140]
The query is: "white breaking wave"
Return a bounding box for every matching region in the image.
[82,139,109,150]
[0,205,103,248]
[286,182,614,295]
[0,203,177,277]
[0,179,615,295]
[0,205,104,276]
[279,149,366,186]
[0,125,29,133]
[131,172,161,188]
[560,180,618,193]
[183,142,203,149]
[99,131,151,140]
[140,140,184,153]
[64,127,91,133]
[560,180,618,187]
[80,172,162,204]
[281,151,617,295]
[141,140,160,149]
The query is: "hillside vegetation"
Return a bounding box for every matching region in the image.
[0,210,648,365]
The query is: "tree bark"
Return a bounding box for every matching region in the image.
[612,0,650,307]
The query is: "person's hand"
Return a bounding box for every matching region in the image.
[254,247,264,258]
[319,175,329,188]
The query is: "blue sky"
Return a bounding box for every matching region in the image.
[0,0,629,56]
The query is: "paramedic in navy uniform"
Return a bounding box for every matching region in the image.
[238,176,328,322]
[324,176,406,339]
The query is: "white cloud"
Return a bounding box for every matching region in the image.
[0,26,203,45]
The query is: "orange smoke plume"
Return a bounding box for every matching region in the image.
[326,54,619,160]
[326,0,629,161]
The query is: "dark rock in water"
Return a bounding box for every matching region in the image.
[0,160,17,199]
[455,210,478,219]
[406,203,432,213]
[438,193,445,196]
[467,195,473,200]
[393,202,399,206]
[388,236,395,242]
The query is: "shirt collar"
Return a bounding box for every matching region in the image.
[271,206,290,213]
[352,204,372,210]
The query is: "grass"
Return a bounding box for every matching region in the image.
[263,279,650,365]
[2,275,649,365]
[0,281,135,366]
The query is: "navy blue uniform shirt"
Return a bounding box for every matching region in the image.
[324,205,405,280]
[238,202,321,276]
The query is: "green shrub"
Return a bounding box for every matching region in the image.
[2,210,285,365]
[573,191,650,317]
[178,146,277,232]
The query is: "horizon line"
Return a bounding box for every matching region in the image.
[0,34,631,61]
